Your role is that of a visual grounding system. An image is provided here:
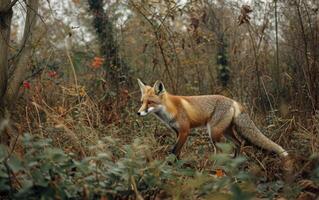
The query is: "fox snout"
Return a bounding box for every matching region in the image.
[137,107,155,116]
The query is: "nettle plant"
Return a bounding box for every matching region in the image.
[0,134,255,199]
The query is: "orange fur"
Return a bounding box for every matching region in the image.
[137,79,289,158]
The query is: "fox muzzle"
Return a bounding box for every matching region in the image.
[137,107,155,116]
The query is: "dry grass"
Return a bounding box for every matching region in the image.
[4,69,318,199]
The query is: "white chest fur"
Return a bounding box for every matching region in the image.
[153,107,179,133]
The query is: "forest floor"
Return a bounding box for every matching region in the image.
[1,77,319,199]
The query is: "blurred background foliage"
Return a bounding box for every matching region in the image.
[0,0,318,199]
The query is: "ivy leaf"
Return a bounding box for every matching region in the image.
[7,155,24,173]
[0,179,10,192]
[32,169,48,187]
[47,148,67,162]
[231,184,254,200]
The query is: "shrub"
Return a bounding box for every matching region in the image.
[0,133,257,199]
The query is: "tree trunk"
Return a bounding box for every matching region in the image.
[4,0,39,104]
[88,0,131,93]
[0,0,13,144]
[0,0,38,144]
[0,0,12,105]
[273,0,281,97]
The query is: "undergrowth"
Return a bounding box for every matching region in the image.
[0,78,318,199]
[0,133,256,200]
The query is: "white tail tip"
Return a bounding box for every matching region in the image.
[281,151,289,157]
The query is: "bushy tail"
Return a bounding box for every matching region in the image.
[233,112,288,158]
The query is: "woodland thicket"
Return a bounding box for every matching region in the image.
[0,0,318,199]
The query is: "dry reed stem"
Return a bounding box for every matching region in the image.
[31,101,86,157]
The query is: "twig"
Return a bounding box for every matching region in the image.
[8,131,19,156]
[31,101,86,157]
[294,0,316,113]
[131,175,144,200]
[130,1,175,91]
[246,24,265,111]
[3,161,14,196]
[274,0,280,96]
[65,36,81,104]
[32,98,44,138]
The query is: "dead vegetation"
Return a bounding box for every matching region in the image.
[0,0,319,199]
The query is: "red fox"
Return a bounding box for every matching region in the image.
[137,79,289,158]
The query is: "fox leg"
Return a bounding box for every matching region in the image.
[224,125,244,157]
[171,126,190,158]
[206,124,218,154]
[207,108,234,153]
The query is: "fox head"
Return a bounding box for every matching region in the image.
[137,79,166,116]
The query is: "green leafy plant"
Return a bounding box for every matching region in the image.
[0,133,259,199]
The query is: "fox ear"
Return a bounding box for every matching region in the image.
[153,80,165,95]
[137,78,146,95]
